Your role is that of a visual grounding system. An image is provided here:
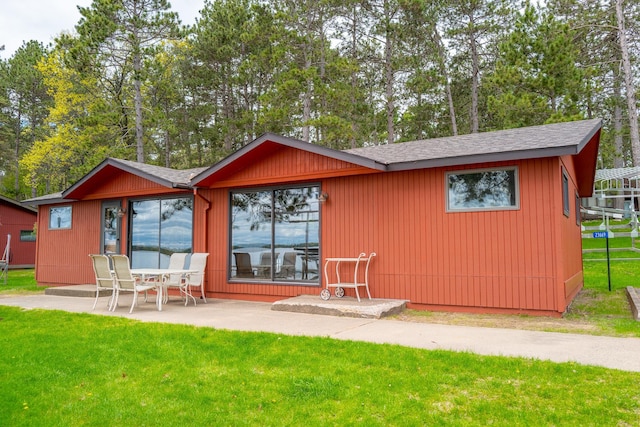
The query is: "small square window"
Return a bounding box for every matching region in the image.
[49,206,72,230]
[20,230,36,242]
[446,167,519,212]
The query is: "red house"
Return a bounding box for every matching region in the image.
[0,195,37,268]
[25,119,601,316]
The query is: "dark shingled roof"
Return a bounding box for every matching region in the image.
[61,158,208,199]
[105,158,208,187]
[344,119,602,171]
[0,194,38,212]
[20,192,66,206]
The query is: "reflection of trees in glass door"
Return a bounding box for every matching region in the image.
[102,202,120,255]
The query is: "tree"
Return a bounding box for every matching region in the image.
[63,0,181,162]
[20,49,113,194]
[0,41,52,198]
[547,0,631,168]
[615,0,640,166]
[484,1,587,129]
[398,0,456,140]
[443,0,511,133]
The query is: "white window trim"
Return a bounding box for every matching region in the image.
[446,166,520,213]
[48,206,72,230]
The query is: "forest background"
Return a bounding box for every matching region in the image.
[0,0,639,200]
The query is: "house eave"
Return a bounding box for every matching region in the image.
[385,146,579,171]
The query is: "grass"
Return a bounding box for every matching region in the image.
[1,307,639,426]
[0,252,639,425]
[0,269,42,295]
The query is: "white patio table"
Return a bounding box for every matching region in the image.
[130,268,197,311]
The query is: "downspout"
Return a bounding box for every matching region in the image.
[120,198,128,256]
[193,188,211,254]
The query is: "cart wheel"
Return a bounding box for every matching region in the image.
[335,287,345,298]
[320,289,331,300]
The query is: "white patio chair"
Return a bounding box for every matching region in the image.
[183,252,209,306]
[111,254,157,313]
[89,254,117,311]
[163,252,189,304]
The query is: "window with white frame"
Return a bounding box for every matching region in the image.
[446,167,519,211]
[49,206,72,229]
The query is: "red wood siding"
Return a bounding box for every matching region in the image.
[200,154,577,315]
[32,145,588,316]
[0,203,37,266]
[559,155,585,308]
[81,170,185,199]
[320,159,561,314]
[209,146,378,189]
[35,200,102,286]
[34,170,193,287]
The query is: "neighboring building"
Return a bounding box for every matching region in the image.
[0,195,38,268]
[25,119,601,316]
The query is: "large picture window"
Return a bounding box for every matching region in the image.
[447,168,519,211]
[230,185,320,283]
[129,197,193,268]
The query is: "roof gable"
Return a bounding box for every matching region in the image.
[63,158,207,200]
[190,133,386,187]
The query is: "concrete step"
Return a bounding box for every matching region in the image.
[45,287,407,319]
[45,285,107,298]
[271,295,406,319]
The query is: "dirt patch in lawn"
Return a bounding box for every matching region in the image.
[393,311,599,333]
[391,290,603,334]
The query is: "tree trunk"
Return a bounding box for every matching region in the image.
[469,12,479,133]
[434,27,457,136]
[385,4,395,145]
[14,111,21,194]
[134,51,145,163]
[164,129,171,168]
[616,0,640,166]
[614,80,625,209]
[349,6,358,148]
[614,79,624,169]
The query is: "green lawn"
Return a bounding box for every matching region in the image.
[1,254,640,426]
[0,269,42,294]
[1,306,639,426]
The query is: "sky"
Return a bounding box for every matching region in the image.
[0,0,205,59]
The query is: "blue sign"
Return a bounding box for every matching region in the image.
[593,231,608,238]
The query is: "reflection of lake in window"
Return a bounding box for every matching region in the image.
[447,168,518,211]
[130,197,193,268]
[231,186,320,282]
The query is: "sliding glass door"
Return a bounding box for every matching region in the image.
[129,197,193,268]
